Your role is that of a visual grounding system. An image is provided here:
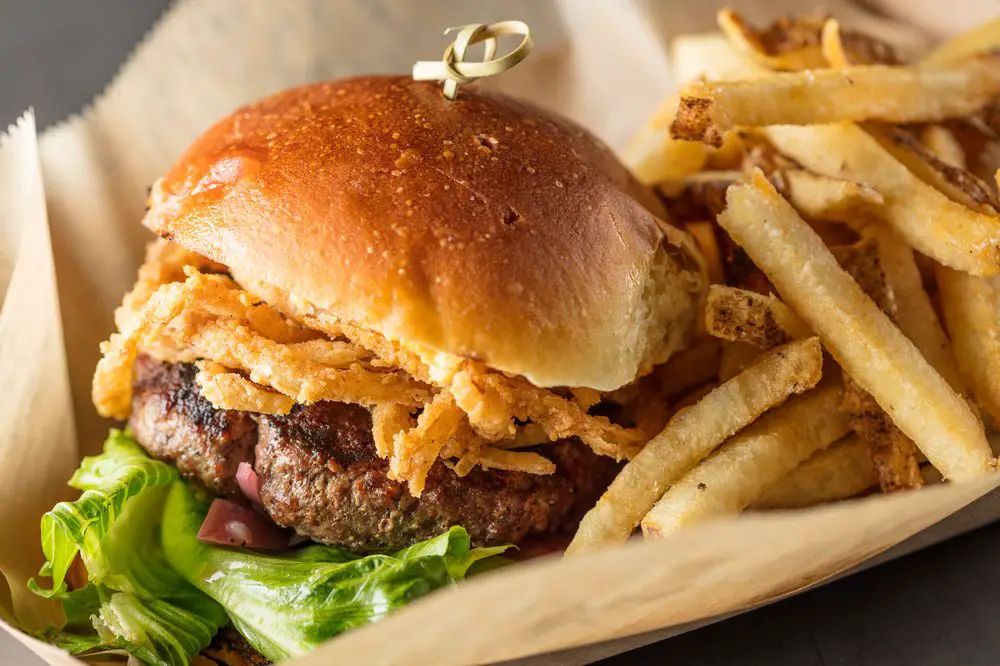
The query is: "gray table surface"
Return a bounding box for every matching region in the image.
[3,2,1000,665]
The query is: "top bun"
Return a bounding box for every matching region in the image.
[143,76,705,390]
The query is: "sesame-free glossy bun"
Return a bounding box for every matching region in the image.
[143,76,705,390]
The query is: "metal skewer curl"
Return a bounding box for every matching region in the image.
[412,20,533,100]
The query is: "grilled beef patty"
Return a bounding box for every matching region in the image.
[130,355,257,496]
[129,356,619,551]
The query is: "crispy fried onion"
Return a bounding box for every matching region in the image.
[95,242,647,494]
[195,361,295,415]
[115,238,227,333]
[371,403,415,459]
[232,270,643,460]
[450,365,645,460]
[93,270,433,420]
[454,448,556,478]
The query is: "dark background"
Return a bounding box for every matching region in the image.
[2,2,999,665]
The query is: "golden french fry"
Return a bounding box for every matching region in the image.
[718,172,993,481]
[670,32,767,83]
[705,285,810,348]
[923,18,1000,65]
[717,340,761,382]
[937,267,1000,425]
[864,123,999,214]
[685,221,726,285]
[717,9,828,71]
[830,241,925,492]
[740,133,886,223]
[623,97,708,185]
[920,125,967,169]
[752,434,877,509]
[778,169,885,222]
[821,19,851,68]
[820,19,902,68]
[626,31,764,185]
[654,336,721,400]
[840,375,923,492]
[673,56,1000,146]
[765,123,1000,275]
[827,241,922,491]
[566,337,824,555]
[860,224,966,394]
[642,382,850,538]
[705,132,747,170]
[830,240,893,314]
[627,31,764,184]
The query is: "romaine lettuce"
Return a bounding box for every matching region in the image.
[32,430,510,665]
[30,431,227,666]
[162,480,508,662]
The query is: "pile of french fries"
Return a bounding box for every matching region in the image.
[567,12,1000,555]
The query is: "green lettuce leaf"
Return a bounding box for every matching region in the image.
[162,482,510,662]
[30,431,227,666]
[32,430,510,665]
[40,585,225,666]
[31,430,182,598]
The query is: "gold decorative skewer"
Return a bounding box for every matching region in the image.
[412,20,533,100]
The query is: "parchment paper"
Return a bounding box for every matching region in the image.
[3,1,999,664]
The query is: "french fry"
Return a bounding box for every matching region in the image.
[623,97,708,185]
[830,240,893,314]
[820,19,902,68]
[864,123,1000,214]
[717,340,761,382]
[668,168,882,228]
[717,172,993,481]
[764,123,1000,275]
[625,31,763,185]
[920,125,967,169]
[828,241,924,491]
[654,336,721,399]
[673,56,1000,146]
[840,375,923,492]
[565,337,824,555]
[705,285,810,348]
[671,32,767,83]
[705,132,747,170]
[882,115,997,421]
[752,434,877,509]
[937,267,1000,425]
[777,169,884,222]
[820,19,851,68]
[741,133,886,223]
[642,382,850,538]
[859,224,966,393]
[685,221,726,284]
[923,18,1000,65]
[717,9,829,71]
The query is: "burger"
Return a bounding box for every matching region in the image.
[31,76,705,665]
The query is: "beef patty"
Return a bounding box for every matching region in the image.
[130,356,258,496]
[129,356,620,551]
